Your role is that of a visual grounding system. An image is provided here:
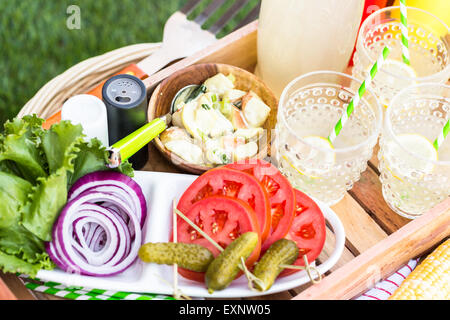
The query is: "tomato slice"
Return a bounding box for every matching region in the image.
[175,196,261,282]
[177,167,271,242]
[226,159,295,251]
[280,189,326,277]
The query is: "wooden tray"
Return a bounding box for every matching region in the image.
[1,21,449,300]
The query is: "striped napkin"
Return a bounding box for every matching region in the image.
[355,259,419,300]
[18,275,175,301]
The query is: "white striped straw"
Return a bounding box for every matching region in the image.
[400,0,411,65]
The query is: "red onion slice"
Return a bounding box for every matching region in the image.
[47,172,147,277]
[71,205,126,267]
[68,171,146,227]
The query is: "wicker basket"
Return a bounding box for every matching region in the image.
[18,43,161,119]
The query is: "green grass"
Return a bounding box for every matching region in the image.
[0,0,259,126]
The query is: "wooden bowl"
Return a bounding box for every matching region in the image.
[147,63,278,175]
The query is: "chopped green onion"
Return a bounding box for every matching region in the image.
[201,104,211,110]
[221,153,231,164]
[212,149,231,164]
[197,129,206,142]
[219,100,232,118]
[211,94,218,103]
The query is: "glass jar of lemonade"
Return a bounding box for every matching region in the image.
[257,0,364,97]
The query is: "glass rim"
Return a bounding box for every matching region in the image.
[358,6,450,82]
[279,70,383,154]
[385,82,450,166]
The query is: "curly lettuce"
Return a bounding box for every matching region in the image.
[0,115,134,276]
[0,171,54,274]
[68,136,134,186]
[0,115,47,182]
[22,169,69,242]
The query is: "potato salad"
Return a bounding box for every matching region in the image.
[161,73,271,166]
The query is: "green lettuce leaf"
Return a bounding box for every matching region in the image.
[0,171,32,229]
[41,120,84,174]
[68,138,134,186]
[4,114,44,133]
[117,159,134,178]
[0,160,23,177]
[68,137,110,186]
[0,115,47,182]
[0,224,48,265]
[0,249,53,277]
[0,170,54,276]
[22,168,68,242]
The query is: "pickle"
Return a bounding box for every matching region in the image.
[205,232,259,293]
[252,239,299,291]
[138,242,214,272]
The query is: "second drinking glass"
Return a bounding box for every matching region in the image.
[379,83,450,219]
[352,6,450,108]
[274,71,382,205]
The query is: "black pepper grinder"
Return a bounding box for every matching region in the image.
[102,74,149,170]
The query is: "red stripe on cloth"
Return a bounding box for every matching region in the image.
[396,271,406,279]
[374,286,393,296]
[362,293,381,300]
[385,279,401,287]
[405,264,414,273]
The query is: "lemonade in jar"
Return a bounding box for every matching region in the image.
[257,0,364,97]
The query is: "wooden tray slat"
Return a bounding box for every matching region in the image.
[331,194,388,255]
[368,143,380,172]
[319,228,356,272]
[245,291,293,300]
[349,167,410,234]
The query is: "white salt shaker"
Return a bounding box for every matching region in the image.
[61,94,109,147]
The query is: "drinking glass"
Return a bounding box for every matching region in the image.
[274,71,382,205]
[257,0,364,97]
[379,83,450,219]
[352,6,450,108]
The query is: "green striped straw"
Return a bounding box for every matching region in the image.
[433,119,450,151]
[400,0,411,65]
[328,46,391,144]
[19,275,175,301]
